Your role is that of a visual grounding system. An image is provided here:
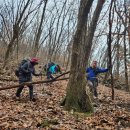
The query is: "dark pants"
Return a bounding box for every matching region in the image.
[46,71,54,80]
[88,79,98,97]
[16,81,33,100]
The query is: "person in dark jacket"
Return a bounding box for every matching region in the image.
[86,60,109,97]
[16,58,41,101]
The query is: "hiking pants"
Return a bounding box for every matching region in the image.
[16,81,34,100]
[46,71,54,80]
[88,79,98,97]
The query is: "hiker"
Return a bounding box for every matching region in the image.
[86,60,109,98]
[15,58,42,101]
[44,62,62,80]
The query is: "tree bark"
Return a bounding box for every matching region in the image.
[116,19,121,79]
[33,0,48,57]
[64,0,94,112]
[108,0,114,100]
[85,0,106,58]
[65,0,105,112]
[124,3,129,91]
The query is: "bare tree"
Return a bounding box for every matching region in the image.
[2,0,42,67]
[64,0,106,112]
[123,1,129,91]
[33,0,48,57]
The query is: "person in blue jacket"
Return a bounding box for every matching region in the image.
[86,60,109,97]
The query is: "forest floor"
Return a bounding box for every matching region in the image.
[0,77,130,130]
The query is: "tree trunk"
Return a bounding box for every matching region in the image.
[116,19,121,79]
[124,4,129,91]
[3,0,31,67]
[85,0,106,57]
[65,0,105,112]
[65,0,94,112]
[128,5,130,55]
[108,0,114,100]
[4,35,17,67]
[33,0,48,57]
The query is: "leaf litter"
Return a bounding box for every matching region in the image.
[0,79,130,130]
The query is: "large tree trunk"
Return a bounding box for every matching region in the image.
[4,25,19,67]
[65,0,105,112]
[64,0,94,112]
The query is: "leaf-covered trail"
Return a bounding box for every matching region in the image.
[0,80,130,129]
[0,80,88,129]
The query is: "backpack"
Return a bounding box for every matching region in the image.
[44,62,55,72]
[15,59,30,77]
[55,64,61,73]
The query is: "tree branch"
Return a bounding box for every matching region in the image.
[0,77,69,91]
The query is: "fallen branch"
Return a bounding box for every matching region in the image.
[0,77,69,91]
[53,71,70,80]
[0,71,70,82]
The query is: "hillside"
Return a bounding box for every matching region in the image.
[0,79,130,130]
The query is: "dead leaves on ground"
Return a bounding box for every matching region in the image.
[0,80,130,129]
[84,86,130,130]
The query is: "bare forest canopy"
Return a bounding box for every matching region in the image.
[0,0,129,84]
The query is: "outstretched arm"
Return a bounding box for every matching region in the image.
[32,68,41,76]
[98,68,109,73]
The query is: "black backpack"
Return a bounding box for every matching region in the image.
[15,59,30,77]
[44,62,55,72]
